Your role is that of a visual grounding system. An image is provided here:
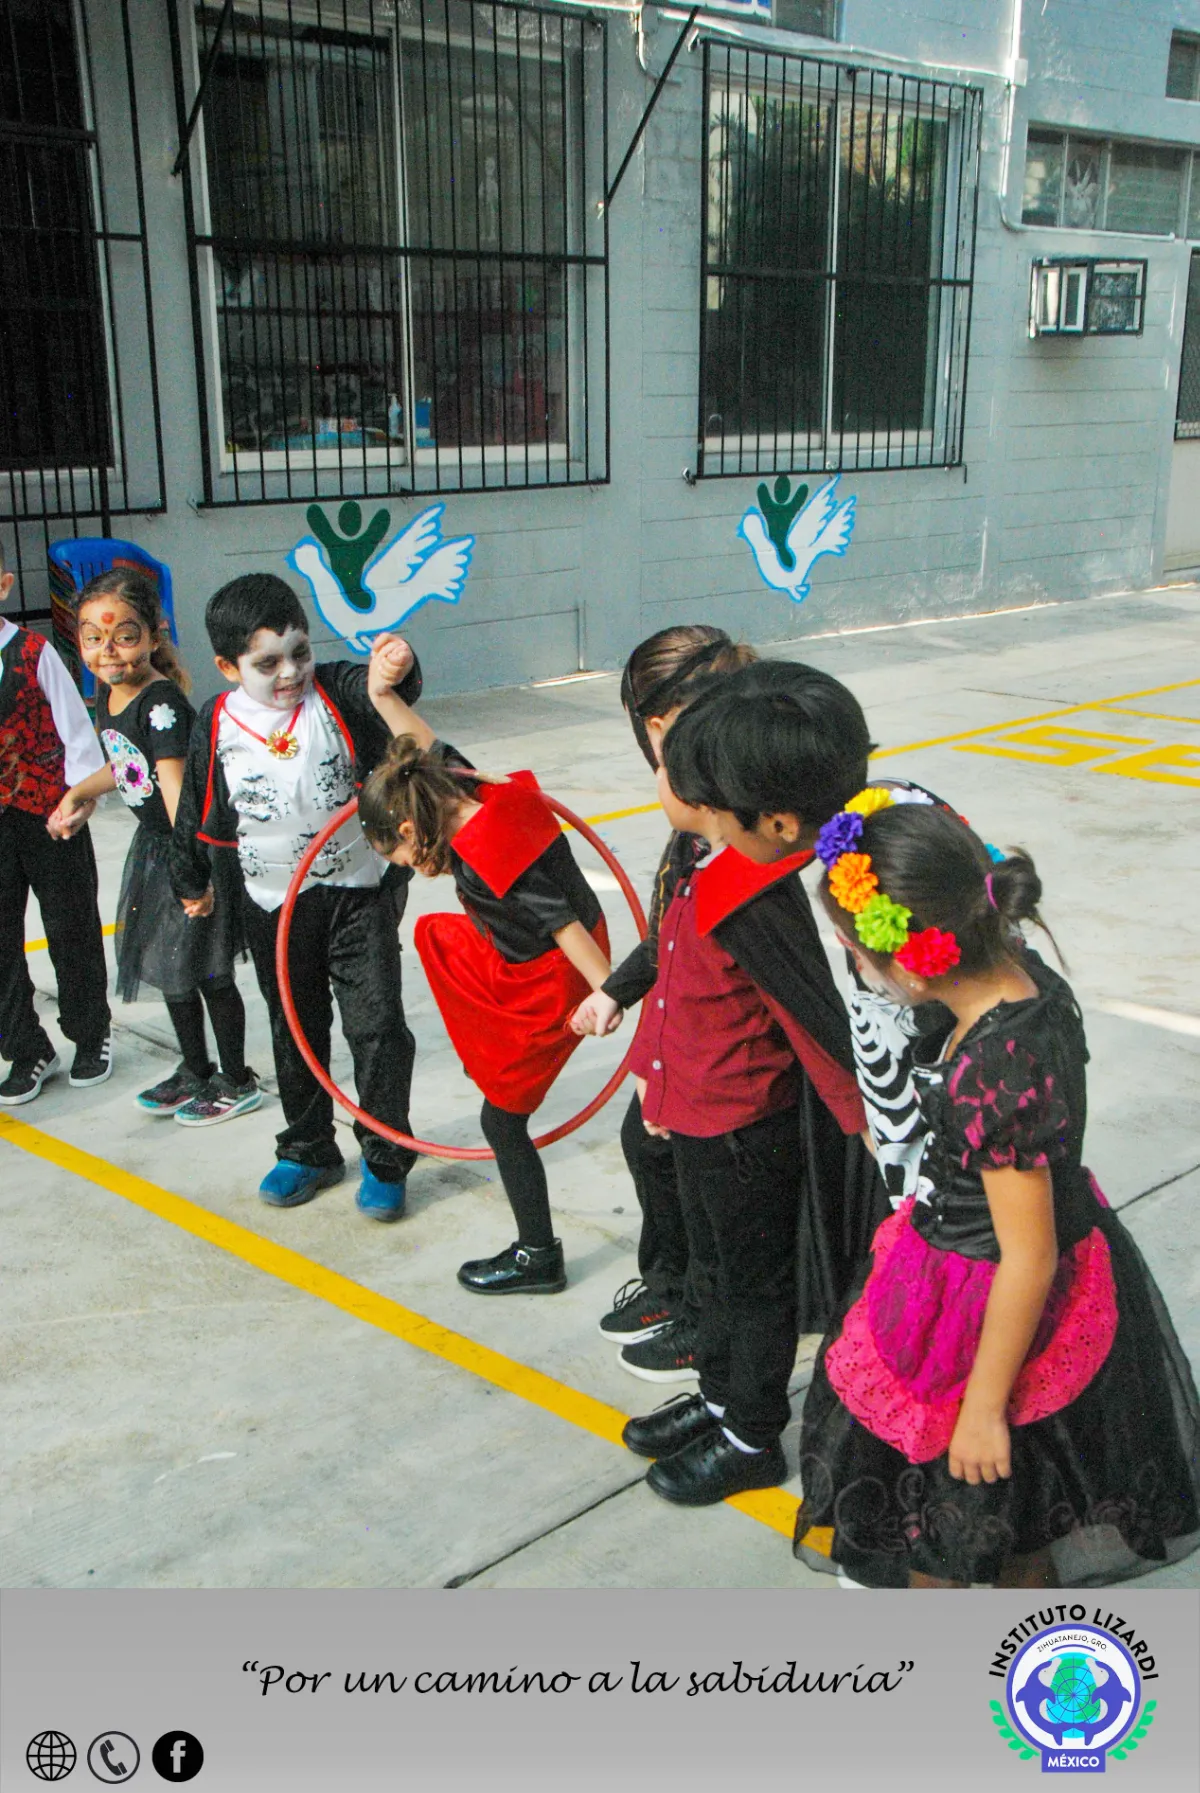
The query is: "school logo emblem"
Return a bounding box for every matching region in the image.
[989,1619,1156,1772]
[737,474,856,605]
[288,501,474,654]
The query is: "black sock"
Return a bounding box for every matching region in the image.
[201,980,248,1083]
[165,993,213,1081]
[480,1100,555,1249]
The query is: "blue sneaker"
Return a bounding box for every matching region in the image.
[355,1163,407,1222]
[258,1159,345,1208]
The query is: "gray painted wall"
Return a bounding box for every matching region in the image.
[52,1,1200,695]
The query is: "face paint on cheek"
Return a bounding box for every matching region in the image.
[237,629,313,709]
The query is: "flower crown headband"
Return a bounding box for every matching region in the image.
[815,787,964,978]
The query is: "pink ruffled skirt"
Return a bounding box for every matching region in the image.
[824,1195,1119,1463]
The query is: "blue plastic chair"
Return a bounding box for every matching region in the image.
[48,537,176,699]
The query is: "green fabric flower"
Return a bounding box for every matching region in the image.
[855,893,912,953]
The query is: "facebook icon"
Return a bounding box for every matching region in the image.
[151,1731,204,1781]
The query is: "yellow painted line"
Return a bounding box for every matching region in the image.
[0,1112,802,1543]
[1087,705,1200,725]
[26,921,117,956]
[869,677,1200,761]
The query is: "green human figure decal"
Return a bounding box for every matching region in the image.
[755,475,810,572]
[305,499,392,613]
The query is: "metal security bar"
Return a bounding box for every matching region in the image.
[697,45,982,478]
[0,0,165,623]
[170,0,609,506]
[1177,250,1200,440]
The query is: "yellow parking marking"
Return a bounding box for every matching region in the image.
[0,1112,803,1544]
[869,677,1200,761]
[1090,706,1200,724]
[1093,744,1200,787]
[26,921,118,955]
[955,725,1154,769]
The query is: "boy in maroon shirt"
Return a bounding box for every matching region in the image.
[622,661,881,1505]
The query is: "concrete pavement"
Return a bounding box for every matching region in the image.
[3,584,1199,1588]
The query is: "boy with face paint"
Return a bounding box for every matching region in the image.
[170,573,445,1216]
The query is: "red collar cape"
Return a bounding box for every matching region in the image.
[451,771,562,896]
[695,844,815,937]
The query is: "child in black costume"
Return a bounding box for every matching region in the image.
[794,799,1200,1587]
[619,662,877,1507]
[572,625,756,1383]
[170,576,430,1218]
[49,568,255,1124]
[0,536,112,1105]
[359,713,611,1295]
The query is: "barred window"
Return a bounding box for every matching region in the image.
[698,47,981,478]
[0,0,164,623]
[1178,251,1200,441]
[176,1,608,505]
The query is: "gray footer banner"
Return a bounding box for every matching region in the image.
[2,1589,1197,1790]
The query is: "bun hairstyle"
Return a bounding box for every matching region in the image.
[820,802,1055,976]
[358,734,469,873]
[74,567,191,694]
[620,624,756,769]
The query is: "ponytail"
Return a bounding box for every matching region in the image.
[358,734,467,872]
[74,567,192,695]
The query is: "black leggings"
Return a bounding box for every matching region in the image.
[480,1100,555,1249]
[165,978,247,1083]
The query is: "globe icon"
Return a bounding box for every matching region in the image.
[1048,1656,1100,1726]
[26,1732,76,1780]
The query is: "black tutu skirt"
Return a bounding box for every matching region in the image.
[114,829,245,1002]
[793,1205,1200,1587]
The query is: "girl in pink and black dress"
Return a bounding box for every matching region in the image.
[794,796,1200,1589]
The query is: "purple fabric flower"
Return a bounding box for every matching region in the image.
[815,809,864,867]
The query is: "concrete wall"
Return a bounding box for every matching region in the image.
[30,0,1200,696]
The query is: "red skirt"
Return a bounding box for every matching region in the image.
[414,911,610,1115]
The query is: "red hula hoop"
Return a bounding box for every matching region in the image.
[275,792,648,1161]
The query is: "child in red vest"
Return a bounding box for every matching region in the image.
[0,537,112,1104]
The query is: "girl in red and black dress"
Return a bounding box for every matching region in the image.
[358,731,611,1295]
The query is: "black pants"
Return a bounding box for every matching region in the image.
[621,1092,697,1321]
[0,807,110,1065]
[672,1107,800,1450]
[243,883,417,1180]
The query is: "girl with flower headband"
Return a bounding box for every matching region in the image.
[794,795,1200,1588]
[48,569,259,1127]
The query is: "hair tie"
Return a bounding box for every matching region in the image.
[985,872,998,911]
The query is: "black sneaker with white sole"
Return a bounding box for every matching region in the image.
[69,1033,113,1087]
[619,1316,699,1383]
[598,1278,676,1343]
[0,1052,61,1107]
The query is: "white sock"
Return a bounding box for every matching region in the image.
[722,1426,764,1454]
[705,1400,726,1418]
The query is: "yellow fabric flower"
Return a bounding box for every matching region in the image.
[828,852,879,915]
[844,787,894,819]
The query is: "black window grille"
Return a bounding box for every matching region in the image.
[1177,250,1200,440]
[171,0,609,506]
[0,0,165,623]
[697,45,981,478]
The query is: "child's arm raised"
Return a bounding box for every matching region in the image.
[367,634,436,749]
[948,1164,1058,1486]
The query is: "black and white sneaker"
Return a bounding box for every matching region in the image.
[619,1316,699,1384]
[598,1278,676,1343]
[0,1052,61,1107]
[69,1033,113,1088]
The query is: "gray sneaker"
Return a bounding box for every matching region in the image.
[174,1072,263,1128]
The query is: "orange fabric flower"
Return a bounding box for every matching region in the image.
[828,852,878,914]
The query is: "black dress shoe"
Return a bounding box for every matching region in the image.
[622,1393,720,1460]
[457,1240,566,1294]
[646,1429,787,1506]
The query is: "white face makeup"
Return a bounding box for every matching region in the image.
[236,627,314,710]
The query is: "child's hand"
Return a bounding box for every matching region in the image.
[181,887,215,919]
[367,633,414,696]
[570,991,623,1037]
[948,1405,1011,1485]
[635,1075,670,1139]
[46,795,95,840]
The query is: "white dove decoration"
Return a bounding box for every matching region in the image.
[738,475,857,604]
[287,503,474,655]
